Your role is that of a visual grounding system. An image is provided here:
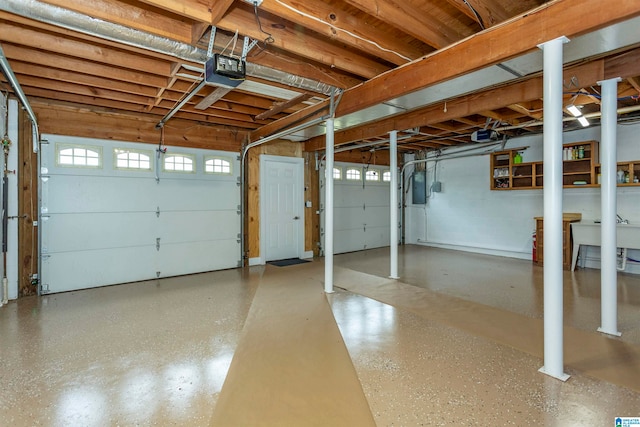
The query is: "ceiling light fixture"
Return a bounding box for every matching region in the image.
[577,116,590,127]
[566,104,582,117]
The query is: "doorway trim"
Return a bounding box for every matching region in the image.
[259,155,305,264]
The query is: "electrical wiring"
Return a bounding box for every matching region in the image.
[273,0,412,62]
[462,0,485,30]
[253,2,274,44]
[220,30,239,56]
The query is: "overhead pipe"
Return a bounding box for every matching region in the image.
[0,45,39,152]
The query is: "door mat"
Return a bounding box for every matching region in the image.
[267,258,311,267]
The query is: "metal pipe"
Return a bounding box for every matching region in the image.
[0,45,39,152]
[538,36,570,382]
[598,77,622,337]
[389,130,399,279]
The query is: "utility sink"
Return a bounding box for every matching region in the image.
[570,221,640,271]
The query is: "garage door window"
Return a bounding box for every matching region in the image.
[333,167,342,180]
[164,154,195,173]
[57,144,102,168]
[114,148,152,170]
[346,168,361,181]
[365,169,380,181]
[205,156,232,175]
[382,171,391,182]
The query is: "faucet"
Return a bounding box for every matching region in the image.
[617,214,629,224]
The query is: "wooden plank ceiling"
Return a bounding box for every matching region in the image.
[1,0,640,154]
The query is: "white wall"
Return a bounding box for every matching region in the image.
[406,122,640,274]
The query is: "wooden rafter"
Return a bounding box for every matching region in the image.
[256,0,424,65]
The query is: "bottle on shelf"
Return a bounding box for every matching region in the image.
[513,152,522,164]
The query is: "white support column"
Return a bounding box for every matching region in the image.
[324,118,335,293]
[598,77,622,337]
[389,130,399,279]
[538,36,570,381]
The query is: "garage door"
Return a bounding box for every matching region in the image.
[39,135,240,294]
[320,162,393,254]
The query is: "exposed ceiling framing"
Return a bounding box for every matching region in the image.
[1,0,640,155]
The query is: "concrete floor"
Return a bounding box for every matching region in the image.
[1,245,639,426]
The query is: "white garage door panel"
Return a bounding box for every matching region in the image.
[334,187,365,207]
[335,206,367,229]
[156,179,238,210]
[41,135,240,293]
[46,175,157,213]
[363,206,390,226]
[42,246,157,293]
[43,212,156,252]
[157,239,240,277]
[333,229,367,254]
[158,210,239,242]
[364,226,390,249]
[320,162,395,255]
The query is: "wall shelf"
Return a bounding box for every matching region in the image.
[490,141,640,190]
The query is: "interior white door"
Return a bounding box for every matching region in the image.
[261,155,304,262]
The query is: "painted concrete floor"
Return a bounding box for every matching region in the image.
[0,245,639,426]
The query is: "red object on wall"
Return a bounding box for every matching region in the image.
[532,232,537,262]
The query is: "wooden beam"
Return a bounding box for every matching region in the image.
[246,48,362,90]
[304,59,607,150]
[265,0,640,147]
[444,0,510,28]
[210,0,235,23]
[217,6,391,79]
[17,108,37,297]
[626,77,640,93]
[136,0,215,22]
[255,93,313,120]
[1,44,168,88]
[0,21,172,75]
[9,61,158,97]
[258,0,424,65]
[343,0,465,49]
[32,103,247,150]
[334,0,640,118]
[251,100,329,141]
